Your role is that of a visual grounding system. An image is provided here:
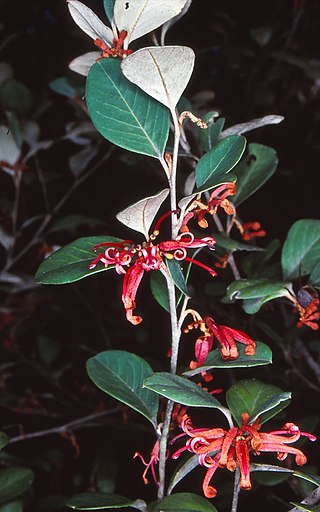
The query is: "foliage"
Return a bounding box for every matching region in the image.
[1,1,320,512]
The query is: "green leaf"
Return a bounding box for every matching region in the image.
[166,259,190,297]
[35,236,122,284]
[214,233,265,252]
[86,59,170,159]
[195,135,246,189]
[150,271,170,312]
[282,220,320,280]
[0,80,32,115]
[0,501,23,512]
[198,113,225,152]
[0,432,9,451]
[143,373,230,418]
[227,279,293,313]
[0,467,34,505]
[226,379,291,426]
[66,492,146,510]
[86,350,158,427]
[152,493,218,512]
[233,144,278,205]
[183,341,272,377]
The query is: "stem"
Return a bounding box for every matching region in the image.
[157,111,183,501]
[231,467,241,512]
[170,112,182,239]
[157,269,182,501]
[8,408,120,444]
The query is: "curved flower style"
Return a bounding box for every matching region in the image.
[172,413,316,499]
[89,223,216,325]
[183,310,256,369]
[134,440,160,485]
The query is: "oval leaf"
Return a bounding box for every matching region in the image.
[227,279,293,301]
[35,236,122,285]
[195,135,246,189]
[66,492,146,510]
[226,379,291,426]
[183,341,272,377]
[282,219,320,280]
[116,189,169,238]
[121,46,195,111]
[143,372,230,417]
[114,0,188,44]
[86,59,170,159]
[0,467,34,505]
[233,143,278,206]
[152,493,218,512]
[86,350,158,426]
[67,1,114,46]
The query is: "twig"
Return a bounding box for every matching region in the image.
[8,408,120,445]
[288,486,320,512]
[3,147,114,272]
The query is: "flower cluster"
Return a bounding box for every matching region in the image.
[183,309,256,378]
[172,412,316,499]
[89,216,216,325]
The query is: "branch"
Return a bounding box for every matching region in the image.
[8,408,120,445]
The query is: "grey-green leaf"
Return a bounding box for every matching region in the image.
[195,135,246,189]
[86,350,158,427]
[35,236,122,284]
[282,219,320,280]
[86,59,170,159]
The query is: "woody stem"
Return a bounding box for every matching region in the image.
[231,467,241,512]
[157,269,182,501]
[157,113,183,500]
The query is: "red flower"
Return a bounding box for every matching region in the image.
[181,183,236,231]
[172,413,316,499]
[89,219,216,325]
[183,310,256,375]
